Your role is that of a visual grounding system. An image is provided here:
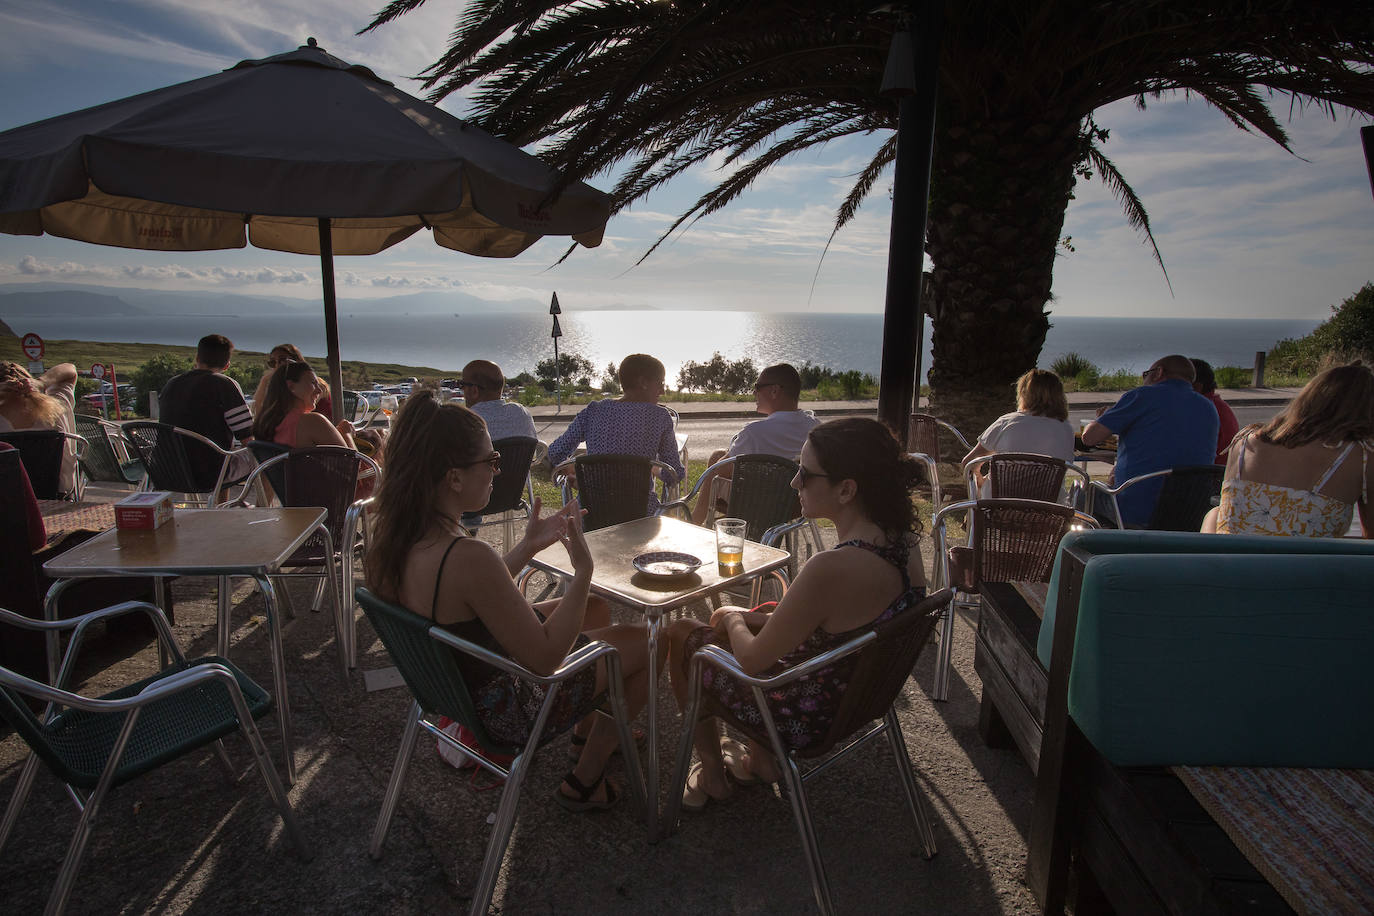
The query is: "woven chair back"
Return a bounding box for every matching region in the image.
[907,414,944,464]
[727,454,802,541]
[907,414,971,504]
[1147,464,1224,531]
[246,440,290,498]
[73,415,126,484]
[275,448,361,562]
[986,453,1069,502]
[972,498,1077,585]
[0,430,66,499]
[481,437,538,515]
[573,453,654,531]
[355,587,520,756]
[122,421,219,494]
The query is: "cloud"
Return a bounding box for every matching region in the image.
[4,255,312,285]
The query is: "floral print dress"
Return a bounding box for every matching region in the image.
[683,539,926,753]
[1216,433,1367,538]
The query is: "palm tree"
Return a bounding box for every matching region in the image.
[365,0,1374,432]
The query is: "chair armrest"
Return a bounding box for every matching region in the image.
[427,626,619,686]
[0,658,245,716]
[691,632,876,689]
[0,601,186,689]
[1089,468,1172,497]
[659,499,692,521]
[760,518,806,547]
[931,499,976,590]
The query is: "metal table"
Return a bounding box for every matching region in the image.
[42,506,329,784]
[526,515,791,837]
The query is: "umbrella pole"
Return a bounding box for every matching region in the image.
[318,218,344,425]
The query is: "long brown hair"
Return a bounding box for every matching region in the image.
[1016,369,1069,421]
[252,359,314,442]
[364,389,489,602]
[807,417,924,544]
[0,362,65,426]
[1255,362,1374,448]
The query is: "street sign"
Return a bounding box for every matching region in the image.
[549,291,561,315]
[21,332,44,361]
[28,361,44,376]
[91,363,106,380]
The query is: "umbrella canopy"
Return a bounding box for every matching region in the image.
[0,38,611,417]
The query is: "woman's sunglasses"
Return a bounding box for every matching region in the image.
[795,465,831,486]
[460,451,502,472]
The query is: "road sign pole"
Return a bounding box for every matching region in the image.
[550,292,564,413]
[109,366,123,419]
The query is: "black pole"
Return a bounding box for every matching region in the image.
[876,6,941,446]
[318,217,344,425]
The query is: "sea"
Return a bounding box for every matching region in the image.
[7,310,1321,380]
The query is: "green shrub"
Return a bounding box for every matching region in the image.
[132,352,193,415]
[534,352,594,391]
[1268,283,1374,375]
[677,352,757,393]
[1213,366,1250,388]
[1049,352,1099,379]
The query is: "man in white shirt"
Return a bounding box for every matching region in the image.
[692,363,819,523]
[460,359,536,441]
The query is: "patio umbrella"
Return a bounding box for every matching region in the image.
[0,38,611,420]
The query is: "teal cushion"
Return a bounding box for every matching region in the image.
[1065,553,1374,767]
[1037,530,1374,668]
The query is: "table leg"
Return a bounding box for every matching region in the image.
[216,575,232,658]
[253,574,296,786]
[153,577,171,670]
[644,611,662,841]
[41,578,78,682]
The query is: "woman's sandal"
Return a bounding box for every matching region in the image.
[682,761,734,813]
[719,737,760,786]
[555,770,620,813]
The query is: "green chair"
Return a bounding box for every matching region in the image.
[357,587,645,916]
[73,414,144,488]
[0,602,309,916]
[665,587,954,916]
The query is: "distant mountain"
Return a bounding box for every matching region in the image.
[0,317,13,336]
[0,289,147,317]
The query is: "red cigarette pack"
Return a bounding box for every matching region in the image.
[115,491,174,530]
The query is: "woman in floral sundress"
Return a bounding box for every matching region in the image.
[1202,362,1372,539]
[666,417,928,810]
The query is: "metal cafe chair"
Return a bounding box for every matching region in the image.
[468,436,539,552]
[227,447,380,674]
[0,429,88,500]
[120,421,251,507]
[356,586,645,916]
[0,602,309,916]
[907,413,972,509]
[930,498,1097,702]
[963,452,1090,505]
[552,453,681,531]
[1088,464,1224,531]
[72,415,143,489]
[665,587,955,916]
[341,389,380,429]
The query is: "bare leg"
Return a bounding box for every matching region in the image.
[666,618,730,798]
[1200,505,1220,533]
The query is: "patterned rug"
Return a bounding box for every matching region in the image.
[1174,765,1374,916]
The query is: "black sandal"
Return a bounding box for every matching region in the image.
[556,770,620,813]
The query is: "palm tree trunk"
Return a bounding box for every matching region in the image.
[923,114,1084,439]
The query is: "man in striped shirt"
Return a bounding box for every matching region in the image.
[158,334,256,491]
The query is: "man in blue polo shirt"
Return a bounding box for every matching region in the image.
[1081,354,1219,526]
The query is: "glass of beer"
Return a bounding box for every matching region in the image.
[715,517,747,574]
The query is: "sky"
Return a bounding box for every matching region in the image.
[0,0,1371,319]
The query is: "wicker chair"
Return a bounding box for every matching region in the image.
[665,587,955,915]
[357,587,644,916]
[228,448,379,673]
[929,498,1098,702]
[1088,464,1224,531]
[907,413,971,508]
[469,436,539,551]
[120,421,249,506]
[73,415,143,488]
[0,429,87,500]
[553,453,680,531]
[0,602,309,916]
[963,452,1089,505]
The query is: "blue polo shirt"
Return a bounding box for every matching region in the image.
[1097,378,1219,526]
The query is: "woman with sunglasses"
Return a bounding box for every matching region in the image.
[251,344,333,420]
[251,359,357,450]
[365,391,659,810]
[666,417,928,809]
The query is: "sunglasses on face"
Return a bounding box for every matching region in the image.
[795,464,831,486]
[460,451,501,472]
[754,381,780,392]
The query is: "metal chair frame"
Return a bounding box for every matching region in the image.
[341,389,381,429]
[120,421,251,507]
[72,415,143,488]
[907,413,972,509]
[962,452,1090,505]
[469,436,539,552]
[0,602,309,916]
[227,448,379,673]
[664,587,954,915]
[357,587,645,916]
[0,429,88,500]
[930,498,1098,702]
[552,453,681,530]
[1088,464,1225,531]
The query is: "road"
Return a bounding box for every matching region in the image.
[529,402,1286,462]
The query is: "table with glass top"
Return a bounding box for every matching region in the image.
[526,514,791,837]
